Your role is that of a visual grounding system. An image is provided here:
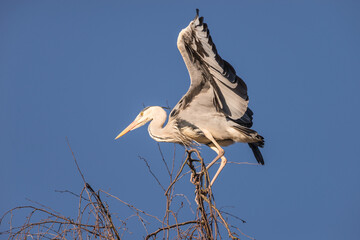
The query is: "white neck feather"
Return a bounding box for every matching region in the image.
[147,107,176,142]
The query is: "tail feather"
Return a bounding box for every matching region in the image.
[248,143,264,165]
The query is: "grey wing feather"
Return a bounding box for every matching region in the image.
[171,10,252,126]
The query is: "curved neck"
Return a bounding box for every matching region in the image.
[148,107,176,142]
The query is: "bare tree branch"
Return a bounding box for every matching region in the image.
[0,143,257,240]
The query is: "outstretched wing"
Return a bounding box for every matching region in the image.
[170,10,252,127]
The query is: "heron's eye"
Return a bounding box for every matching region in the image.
[140,112,144,117]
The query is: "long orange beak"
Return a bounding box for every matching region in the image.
[114,120,138,140]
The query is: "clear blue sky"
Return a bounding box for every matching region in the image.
[1,1,360,239]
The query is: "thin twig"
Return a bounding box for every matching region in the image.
[164,157,188,196]
[99,190,163,224]
[157,143,171,177]
[227,161,260,166]
[145,220,200,240]
[66,137,86,183]
[139,155,166,192]
[55,189,88,201]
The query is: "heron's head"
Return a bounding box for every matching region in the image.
[115,107,154,140]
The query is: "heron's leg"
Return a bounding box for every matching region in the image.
[199,129,226,186]
[208,146,228,186]
[206,145,224,169]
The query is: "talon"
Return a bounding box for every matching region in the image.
[194,190,200,205]
[190,171,203,184]
[190,172,199,184]
[200,188,209,195]
[190,172,196,184]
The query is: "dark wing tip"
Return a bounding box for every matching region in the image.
[196,8,199,16]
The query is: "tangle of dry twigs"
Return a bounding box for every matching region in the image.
[0,140,255,240]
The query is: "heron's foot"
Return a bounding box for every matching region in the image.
[194,189,200,205]
[193,188,210,206]
[200,188,209,195]
[190,171,204,185]
[190,172,199,184]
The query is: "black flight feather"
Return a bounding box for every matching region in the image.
[248,143,264,165]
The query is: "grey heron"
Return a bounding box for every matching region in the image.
[115,10,264,186]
